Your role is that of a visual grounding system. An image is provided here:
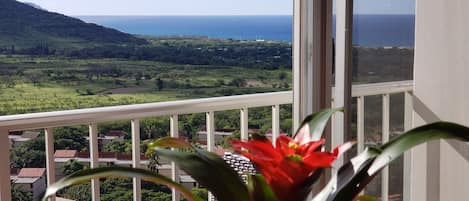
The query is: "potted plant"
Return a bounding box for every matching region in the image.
[42,108,469,201]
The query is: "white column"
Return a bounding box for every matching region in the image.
[333,0,353,166]
[206,112,215,152]
[293,0,333,131]
[403,91,413,201]
[131,119,141,201]
[89,123,100,201]
[272,105,280,145]
[170,115,180,201]
[0,129,11,201]
[356,96,365,153]
[206,112,215,201]
[45,128,56,201]
[240,108,249,142]
[382,94,390,201]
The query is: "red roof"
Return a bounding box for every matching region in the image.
[116,154,132,161]
[105,130,127,137]
[99,152,117,158]
[55,150,78,158]
[77,152,90,158]
[18,168,46,178]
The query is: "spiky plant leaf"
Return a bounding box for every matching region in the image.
[42,167,203,201]
[314,122,469,201]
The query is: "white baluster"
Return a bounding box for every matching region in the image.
[357,96,365,153]
[170,115,180,201]
[382,94,390,201]
[403,91,414,201]
[206,112,215,201]
[240,108,249,142]
[89,123,100,201]
[272,105,280,145]
[132,119,141,201]
[45,128,56,201]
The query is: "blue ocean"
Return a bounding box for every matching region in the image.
[77,15,415,47]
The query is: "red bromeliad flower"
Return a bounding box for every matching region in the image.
[231,134,353,201]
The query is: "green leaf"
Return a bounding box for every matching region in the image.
[357,195,380,201]
[154,148,251,201]
[294,108,343,141]
[248,174,279,201]
[148,137,192,150]
[368,122,469,174]
[313,122,469,201]
[42,167,203,201]
[312,148,380,201]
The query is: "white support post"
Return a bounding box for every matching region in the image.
[240,108,249,142]
[292,0,305,132]
[206,112,215,201]
[170,115,180,201]
[272,105,280,145]
[206,112,215,152]
[89,123,101,201]
[333,0,354,167]
[382,94,390,201]
[357,96,365,153]
[45,128,56,201]
[131,119,141,201]
[0,129,11,201]
[403,91,413,201]
[293,0,333,132]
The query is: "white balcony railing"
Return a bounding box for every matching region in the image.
[0,80,413,201]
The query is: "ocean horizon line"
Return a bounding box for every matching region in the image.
[75,14,414,17]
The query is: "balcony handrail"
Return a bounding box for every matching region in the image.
[0,80,415,201]
[351,80,413,97]
[0,80,414,132]
[330,80,414,99]
[0,91,293,131]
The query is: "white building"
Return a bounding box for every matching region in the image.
[10,168,46,201]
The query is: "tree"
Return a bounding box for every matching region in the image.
[134,72,143,81]
[141,118,169,140]
[25,72,43,86]
[103,140,132,153]
[142,191,172,201]
[10,137,46,168]
[12,184,32,201]
[59,183,91,201]
[181,114,205,141]
[278,72,287,80]
[191,188,208,201]
[230,78,246,87]
[181,188,208,201]
[62,160,84,176]
[155,78,164,91]
[54,127,88,151]
[11,150,46,168]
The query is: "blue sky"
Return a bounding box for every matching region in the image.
[19,0,415,16]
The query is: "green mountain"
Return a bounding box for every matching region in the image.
[0,0,148,49]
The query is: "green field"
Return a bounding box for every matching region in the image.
[0,55,292,115]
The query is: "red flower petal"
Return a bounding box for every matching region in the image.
[333,141,356,157]
[231,140,280,162]
[302,152,336,168]
[275,135,296,156]
[297,138,325,155]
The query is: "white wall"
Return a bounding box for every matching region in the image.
[411,0,469,200]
